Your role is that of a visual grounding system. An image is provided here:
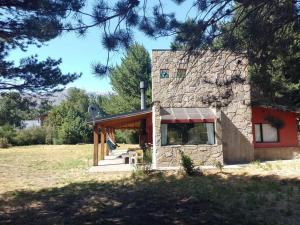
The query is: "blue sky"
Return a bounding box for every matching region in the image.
[8,1,196,94]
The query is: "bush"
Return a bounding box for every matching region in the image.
[180,151,197,176]
[56,116,92,144]
[0,124,16,144]
[0,137,9,148]
[142,145,152,173]
[213,161,224,172]
[13,127,47,146]
[45,126,55,144]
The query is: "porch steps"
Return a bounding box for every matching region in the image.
[88,148,136,173]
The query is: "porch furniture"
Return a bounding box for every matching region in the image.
[121,149,144,165]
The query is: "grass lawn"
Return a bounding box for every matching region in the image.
[0,145,300,225]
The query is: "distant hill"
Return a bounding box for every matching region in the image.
[24,87,110,106]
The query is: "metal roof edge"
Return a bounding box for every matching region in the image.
[88,108,152,124]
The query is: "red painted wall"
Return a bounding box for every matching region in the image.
[252,107,299,148]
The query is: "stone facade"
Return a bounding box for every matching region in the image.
[152,50,254,167]
[157,145,223,167]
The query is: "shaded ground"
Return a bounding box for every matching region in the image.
[0,145,300,225]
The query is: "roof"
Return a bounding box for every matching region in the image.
[160,107,216,122]
[89,109,152,129]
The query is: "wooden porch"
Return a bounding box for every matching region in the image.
[92,109,152,166]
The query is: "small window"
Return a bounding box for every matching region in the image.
[255,123,279,143]
[160,69,169,78]
[176,69,186,78]
[161,123,215,146]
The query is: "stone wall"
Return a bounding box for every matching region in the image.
[157,145,223,167]
[152,50,254,167]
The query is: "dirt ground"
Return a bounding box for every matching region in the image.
[0,145,300,225]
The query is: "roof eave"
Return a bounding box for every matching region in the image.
[88,108,152,125]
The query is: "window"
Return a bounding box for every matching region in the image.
[161,123,215,146]
[176,69,186,78]
[160,69,169,78]
[255,123,279,143]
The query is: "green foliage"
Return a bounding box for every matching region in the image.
[213,161,224,173]
[0,1,83,94]
[215,1,300,107]
[13,127,47,146]
[115,130,139,144]
[171,19,210,50]
[142,145,153,173]
[1,125,49,147]
[264,115,285,129]
[0,124,16,144]
[0,137,9,148]
[0,93,35,127]
[180,151,196,176]
[102,43,151,114]
[47,88,92,144]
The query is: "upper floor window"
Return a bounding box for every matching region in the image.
[255,123,279,143]
[161,123,215,146]
[176,69,186,78]
[160,69,169,79]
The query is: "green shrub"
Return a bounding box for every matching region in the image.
[0,137,9,148]
[13,127,46,146]
[45,126,54,144]
[213,161,224,172]
[0,124,16,144]
[180,151,197,176]
[142,145,152,173]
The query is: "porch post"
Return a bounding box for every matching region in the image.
[111,128,116,142]
[100,126,105,160]
[106,128,110,156]
[152,102,160,170]
[93,125,99,166]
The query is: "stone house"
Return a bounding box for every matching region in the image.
[91,50,300,168]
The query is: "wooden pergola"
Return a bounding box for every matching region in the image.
[92,109,152,166]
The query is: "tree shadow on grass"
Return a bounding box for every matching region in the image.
[0,172,300,225]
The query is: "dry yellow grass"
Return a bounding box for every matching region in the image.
[0,144,137,193]
[227,160,300,179]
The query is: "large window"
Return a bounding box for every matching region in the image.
[255,123,279,143]
[161,123,215,146]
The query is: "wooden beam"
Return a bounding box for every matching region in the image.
[100,126,105,160]
[93,125,99,166]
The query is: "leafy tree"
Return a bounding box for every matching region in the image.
[0,92,35,127]
[57,0,299,76]
[214,1,300,107]
[47,88,92,144]
[169,1,300,107]
[37,99,53,116]
[103,43,151,114]
[0,0,84,94]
